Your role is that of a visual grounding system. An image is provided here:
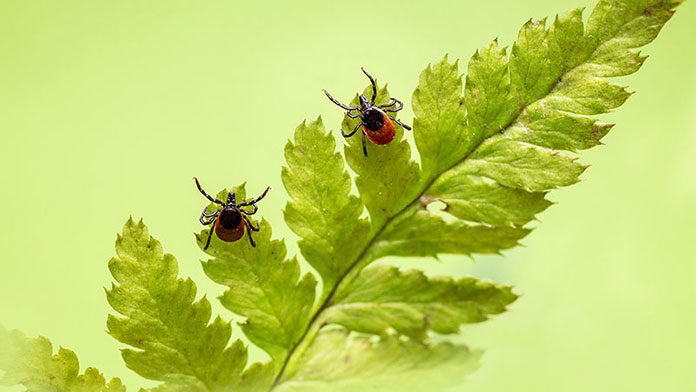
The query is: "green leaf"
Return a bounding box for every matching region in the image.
[2,2,684,392]
[460,137,587,192]
[274,330,480,392]
[326,265,518,340]
[0,324,125,391]
[371,207,530,259]
[422,0,682,229]
[280,0,682,385]
[412,56,468,180]
[199,199,317,365]
[505,109,613,152]
[201,236,315,367]
[426,173,552,227]
[510,18,560,108]
[282,118,369,294]
[342,84,420,227]
[587,0,682,53]
[143,362,275,392]
[464,40,518,143]
[106,218,271,392]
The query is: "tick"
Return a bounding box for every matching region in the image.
[194,177,270,250]
[322,67,411,157]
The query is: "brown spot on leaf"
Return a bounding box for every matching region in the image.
[419,195,439,208]
[591,127,600,138]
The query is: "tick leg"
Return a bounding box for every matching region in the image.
[322,89,359,111]
[246,230,256,247]
[242,215,259,248]
[240,204,258,215]
[238,187,271,207]
[242,214,260,232]
[383,98,404,112]
[342,121,362,138]
[194,177,224,205]
[346,111,360,118]
[388,116,412,131]
[201,215,217,225]
[201,208,219,218]
[378,98,398,108]
[361,67,378,105]
[203,223,216,250]
[362,132,368,157]
[200,207,220,225]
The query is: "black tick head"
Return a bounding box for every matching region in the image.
[358,94,371,111]
[226,191,237,206]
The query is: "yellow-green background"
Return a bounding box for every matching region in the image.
[1,1,694,390]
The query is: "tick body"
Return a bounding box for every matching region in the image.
[322,67,411,157]
[194,177,270,249]
[215,208,245,242]
[361,107,396,146]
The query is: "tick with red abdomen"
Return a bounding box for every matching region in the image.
[194,177,270,249]
[322,68,411,157]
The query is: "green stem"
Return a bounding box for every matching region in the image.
[270,6,669,387]
[270,188,424,388]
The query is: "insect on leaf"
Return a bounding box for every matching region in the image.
[199,184,317,366]
[106,218,272,391]
[282,118,369,296]
[278,1,683,389]
[342,84,420,228]
[2,1,684,392]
